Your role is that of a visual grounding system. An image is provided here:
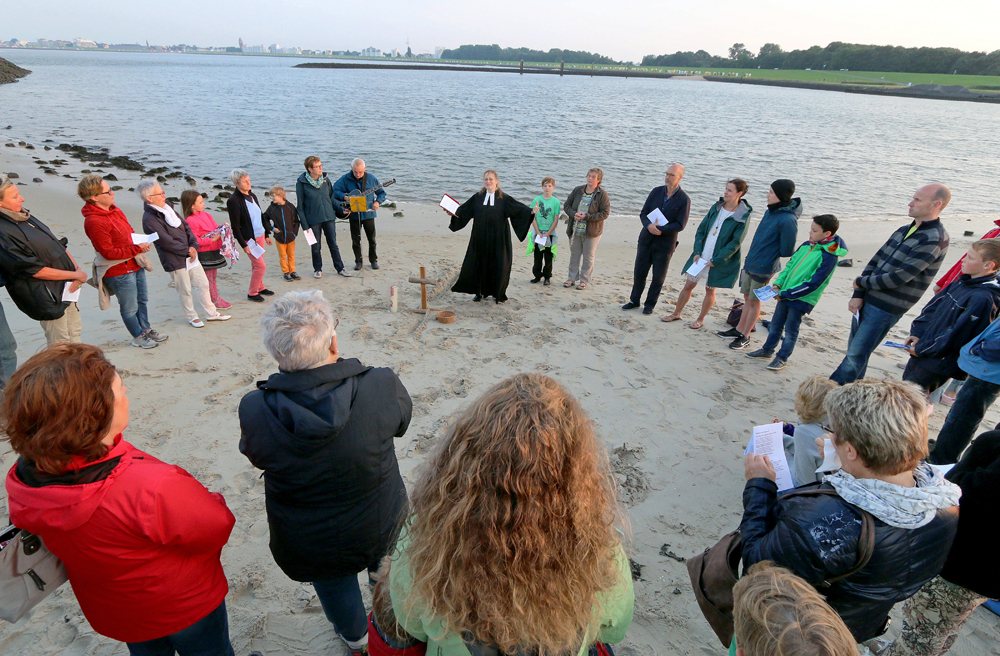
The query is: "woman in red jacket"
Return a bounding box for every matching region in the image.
[2,343,237,656]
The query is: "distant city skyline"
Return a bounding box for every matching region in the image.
[5,0,999,63]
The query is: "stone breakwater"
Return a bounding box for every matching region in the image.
[0,56,31,85]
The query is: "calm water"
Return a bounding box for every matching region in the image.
[2,49,999,218]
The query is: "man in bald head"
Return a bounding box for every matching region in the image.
[623,164,691,314]
[830,184,951,384]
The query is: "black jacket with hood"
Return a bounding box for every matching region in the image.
[238,358,412,581]
[0,207,75,321]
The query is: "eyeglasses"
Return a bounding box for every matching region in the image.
[97,189,115,196]
[335,319,339,330]
[147,192,165,197]
[821,423,833,434]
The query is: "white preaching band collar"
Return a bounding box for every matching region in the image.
[483,191,495,206]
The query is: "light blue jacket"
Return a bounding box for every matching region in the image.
[958,319,1000,385]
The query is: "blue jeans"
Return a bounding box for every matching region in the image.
[929,375,1000,464]
[0,300,17,388]
[830,303,902,384]
[126,601,235,656]
[104,270,151,338]
[760,300,806,360]
[313,568,378,643]
[310,221,345,273]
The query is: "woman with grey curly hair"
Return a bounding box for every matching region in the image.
[225,169,272,302]
[238,290,412,655]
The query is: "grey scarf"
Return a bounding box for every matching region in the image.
[0,206,31,222]
[825,463,961,529]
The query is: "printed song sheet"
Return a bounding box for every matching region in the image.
[685,259,707,277]
[304,228,317,246]
[62,281,81,302]
[247,239,265,259]
[746,422,795,492]
[131,232,159,245]
[753,286,778,302]
[648,208,668,227]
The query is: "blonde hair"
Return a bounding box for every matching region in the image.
[734,561,857,656]
[971,238,1000,270]
[269,185,286,199]
[794,376,839,425]
[0,176,15,201]
[478,169,504,198]
[824,379,928,475]
[77,174,105,202]
[403,374,621,656]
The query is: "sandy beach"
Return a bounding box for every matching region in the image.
[2,142,998,656]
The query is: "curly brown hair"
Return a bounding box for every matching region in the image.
[402,373,622,655]
[0,343,117,474]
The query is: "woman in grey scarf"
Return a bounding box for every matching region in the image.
[740,379,961,644]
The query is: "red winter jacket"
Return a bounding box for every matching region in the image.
[5,437,235,643]
[81,202,144,279]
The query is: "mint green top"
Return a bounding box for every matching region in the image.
[530,195,561,233]
[389,530,635,656]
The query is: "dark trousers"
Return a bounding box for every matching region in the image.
[532,247,553,280]
[350,218,377,264]
[310,221,345,273]
[902,359,953,395]
[930,374,1000,464]
[313,564,380,643]
[760,300,806,360]
[830,304,902,384]
[630,233,673,309]
[126,601,234,656]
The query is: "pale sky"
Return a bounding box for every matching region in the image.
[6,0,999,63]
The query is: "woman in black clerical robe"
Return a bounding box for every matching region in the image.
[447,170,533,304]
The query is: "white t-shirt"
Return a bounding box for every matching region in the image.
[700,208,735,262]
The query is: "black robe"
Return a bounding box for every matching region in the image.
[449,191,533,302]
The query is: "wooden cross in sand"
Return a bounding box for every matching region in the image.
[408,266,439,314]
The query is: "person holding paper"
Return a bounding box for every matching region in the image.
[79,175,167,349]
[741,379,960,643]
[226,169,274,302]
[0,176,86,344]
[664,179,752,328]
[139,182,230,328]
[745,214,847,369]
[622,164,690,314]
[722,179,800,350]
[262,185,302,282]
[296,156,350,279]
[563,168,611,290]
[333,159,385,271]
[445,170,533,304]
[181,190,232,309]
[527,176,561,285]
[830,184,951,384]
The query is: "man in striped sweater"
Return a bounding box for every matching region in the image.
[830,184,951,384]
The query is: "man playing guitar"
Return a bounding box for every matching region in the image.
[333,159,390,271]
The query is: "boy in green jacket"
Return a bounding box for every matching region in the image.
[746,214,847,370]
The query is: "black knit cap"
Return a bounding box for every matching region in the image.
[770,179,795,203]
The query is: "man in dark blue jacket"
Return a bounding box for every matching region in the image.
[622,164,690,314]
[333,159,387,271]
[721,179,800,349]
[903,239,1000,395]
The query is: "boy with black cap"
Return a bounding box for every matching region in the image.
[721,179,801,349]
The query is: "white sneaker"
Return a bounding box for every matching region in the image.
[313,271,323,279]
[206,314,231,321]
[189,318,205,328]
[338,269,352,277]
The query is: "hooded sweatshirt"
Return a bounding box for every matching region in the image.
[5,437,235,643]
[742,198,802,277]
[238,358,412,581]
[773,235,849,313]
[81,202,145,278]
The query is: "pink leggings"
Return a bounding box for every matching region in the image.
[249,236,267,295]
[205,268,224,304]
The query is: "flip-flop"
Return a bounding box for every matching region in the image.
[689,321,704,329]
[576,283,587,290]
[661,315,681,323]
[563,281,575,288]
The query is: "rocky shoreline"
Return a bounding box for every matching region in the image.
[705,75,1000,104]
[0,56,31,84]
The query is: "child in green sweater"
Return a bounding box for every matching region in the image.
[747,214,847,370]
[528,177,561,286]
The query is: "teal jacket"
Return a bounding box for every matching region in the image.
[773,235,848,310]
[389,531,634,656]
[680,199,753,289]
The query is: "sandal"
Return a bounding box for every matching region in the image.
[563,280,575,288]
[661,315,681,323]
[576,282,587,290]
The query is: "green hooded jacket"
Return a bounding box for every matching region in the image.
[680,198,753,289]
[773,235,849,308]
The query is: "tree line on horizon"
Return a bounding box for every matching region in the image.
[441,44,620,65]
[642,42,1000,76]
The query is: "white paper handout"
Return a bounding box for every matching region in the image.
[534,233,550,247]
[686,259,708,277]
[186,257,201,271]
[247,240,265,259]
[440,194,460,215]
[648,208,668,227]
[62,281,81,302]
[304,228,318,246]
[753,286,778,302]
[131,232,159,245]
[746,422,796,492]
